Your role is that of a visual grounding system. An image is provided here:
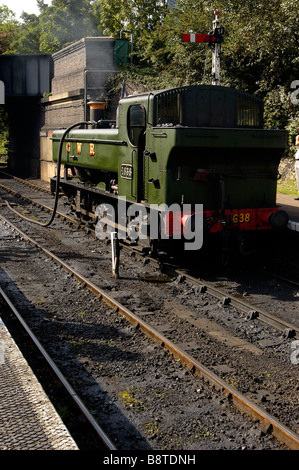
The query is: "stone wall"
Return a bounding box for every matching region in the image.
[40,37,117,182]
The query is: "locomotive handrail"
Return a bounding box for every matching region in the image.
[131,150,136,200]
[150,132,168,138]
[52,137,127,146]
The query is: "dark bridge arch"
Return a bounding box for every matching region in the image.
[0,54,53,176]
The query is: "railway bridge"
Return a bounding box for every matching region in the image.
[0,54,52,176]
[0,37,127,179]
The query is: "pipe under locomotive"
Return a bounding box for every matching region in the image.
[51,84,288,255]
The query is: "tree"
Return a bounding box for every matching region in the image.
[121,0,299,130]
[0,5,19,53]
[215,0,299,94]
[94,0,168,63]
[143,0,215,85]
[38,0,99,52]
[11,13,41,53]
[3,0,299,134]
[9,0,99,53]
[0,6,18,157]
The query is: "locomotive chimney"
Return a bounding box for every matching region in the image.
[88,101,106,122]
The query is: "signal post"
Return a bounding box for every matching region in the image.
[182,9,224,86]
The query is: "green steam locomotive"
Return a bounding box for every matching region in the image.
[51,84,288,254]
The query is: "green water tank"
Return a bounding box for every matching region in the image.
[114,39,129,65]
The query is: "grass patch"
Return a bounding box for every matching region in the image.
[277,178,298,196]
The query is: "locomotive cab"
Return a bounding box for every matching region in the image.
[144,86,288,238]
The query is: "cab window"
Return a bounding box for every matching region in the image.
[127,104,146,146]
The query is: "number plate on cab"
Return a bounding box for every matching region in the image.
[121,164,133,180]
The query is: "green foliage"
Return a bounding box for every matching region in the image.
[144,1,213,85]
[1,0,299,145]
[0,109,8,159]
[38,0,99,52]
[94,0,168,63]
[12,13,41,53]
[6,0,99,53]
[218,0,299,94]
[0,5,19,53]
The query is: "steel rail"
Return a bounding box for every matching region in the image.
[0,170,52,194]
[0,285,116,451]
[260,269,299,290]
[159,265,299,339]
[0,182,82,228]
[0,213,298,450]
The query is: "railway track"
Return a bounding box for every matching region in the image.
[0,172,298,338]
[0,174,298,450]
[0,286,116,451]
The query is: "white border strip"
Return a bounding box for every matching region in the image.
[288,220,299,232]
